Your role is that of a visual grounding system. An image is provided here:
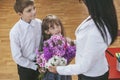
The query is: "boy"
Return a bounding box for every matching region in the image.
[9,0,41,80]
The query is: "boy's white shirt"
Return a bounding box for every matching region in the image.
[57,16,112,77]
[9,18,42,70]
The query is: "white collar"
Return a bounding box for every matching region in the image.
[19,19,36,29]
[75,16,91,35]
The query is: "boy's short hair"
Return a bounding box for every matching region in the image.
[14,0,34,13]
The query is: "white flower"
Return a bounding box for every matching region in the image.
[59,57,67,66]
[45,56,67,69]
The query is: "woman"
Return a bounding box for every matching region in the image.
[48,0,118,80]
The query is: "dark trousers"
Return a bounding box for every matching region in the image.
[17,65,40,80]
[43,71,72,80]
[78,71,109,80]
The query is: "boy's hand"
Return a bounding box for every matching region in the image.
[38,66,46,73]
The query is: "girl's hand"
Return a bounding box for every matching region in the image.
[66,37,74,46]
[66,37,72,44]
[48,66,58,74]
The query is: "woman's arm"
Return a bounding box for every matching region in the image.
[49,29,108,75]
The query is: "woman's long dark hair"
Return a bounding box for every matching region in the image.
[82,0,118,44]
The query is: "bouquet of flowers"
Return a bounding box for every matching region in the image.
[36,34,76,80]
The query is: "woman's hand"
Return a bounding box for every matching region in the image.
[48,66,58,74]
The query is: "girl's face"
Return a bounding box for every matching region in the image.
[46,24,62,35]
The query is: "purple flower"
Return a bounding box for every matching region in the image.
[64,46,76,63]
[36,34,76,68]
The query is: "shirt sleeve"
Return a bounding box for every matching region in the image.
[57,31,108,75]
[9,31,37,70]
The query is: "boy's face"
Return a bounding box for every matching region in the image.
[19,5,36,23]
[45,24,62,35]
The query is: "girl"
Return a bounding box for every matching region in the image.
[49,0,118,80]
[39,14,72,80]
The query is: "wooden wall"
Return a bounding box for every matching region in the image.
[0,0,120,80]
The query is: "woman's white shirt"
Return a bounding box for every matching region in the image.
[57,16,111,77]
